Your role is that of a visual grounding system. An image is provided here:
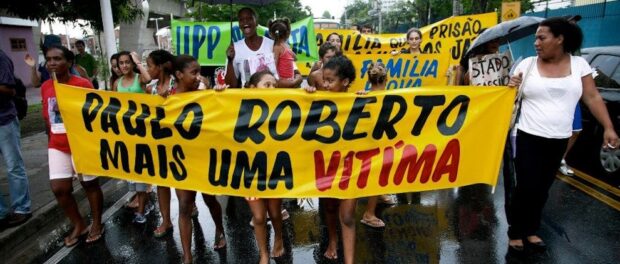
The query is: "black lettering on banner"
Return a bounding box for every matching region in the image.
[438,95,469,136]
[82,93,103,132]
[231,151,268,190]
[301,100,340,143]
[122,101,148,137]
[151,107,173,139]
[234,99,269,144]
[157,145,168,178]
[174,102,203,139]
[343,97,377,140]
[100,139,129,172]
[171,145,187,181]
[269,100,301,141]
[135,144,155,176]
[373,95,408,139]
[209,148,231,187]
[411,96,446,136]
[269,152,294,190]
[101,97,121,135]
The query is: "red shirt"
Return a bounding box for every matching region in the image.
[41,75,93,153]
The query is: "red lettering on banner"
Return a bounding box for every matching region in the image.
[313,139,461,191]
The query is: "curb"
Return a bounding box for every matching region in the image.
[0,178,129,263]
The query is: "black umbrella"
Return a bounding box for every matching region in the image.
[466,16,544,58]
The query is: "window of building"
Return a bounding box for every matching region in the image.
[10,38,27,51]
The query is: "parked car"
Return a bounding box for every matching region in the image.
[567,46,620,185]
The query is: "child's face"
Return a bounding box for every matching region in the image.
[251,74,277,88]
[118,54,134,75]
[177,61,201,91]
[321,50,336,64]
[146,57,160,78]
[323,68,348,93]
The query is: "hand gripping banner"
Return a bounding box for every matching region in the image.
[56,83,515,198]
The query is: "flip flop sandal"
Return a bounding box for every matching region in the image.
[85,227,105,244]
[360,218,386,228]
[213,232,226,250]
[64,228,88,247]
[154,225,173,238]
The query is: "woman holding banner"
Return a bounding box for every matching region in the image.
[41,45,104,246]
[401,27,423,55]
[506,17,618,254]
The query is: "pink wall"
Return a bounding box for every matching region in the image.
[0,25,37,87]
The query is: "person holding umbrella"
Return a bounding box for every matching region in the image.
[506,17,618,254]
[224,7,302,88]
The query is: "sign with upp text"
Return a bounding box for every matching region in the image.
[56,83,514,198]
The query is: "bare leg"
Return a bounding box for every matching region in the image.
[51,179,87,244]
[362,196,381,224]
[155,186,173,234]
[81,178,103,236]
[176,189,196,264]
[266,198,284,258]
[323,198,339,260]
[339,199,357,264]
[248,200,269,264]
[202,194,225,249]
[564,131,580,159]
[135,191,147,214]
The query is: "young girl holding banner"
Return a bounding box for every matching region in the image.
[173,55,226,264]
[305,55,358,264]
[214,70,286,264]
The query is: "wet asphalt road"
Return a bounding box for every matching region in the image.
[37,174,620,264]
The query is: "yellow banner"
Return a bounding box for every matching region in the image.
[349,53,452,91]
[311,12,498,78]
[56,82,514,199]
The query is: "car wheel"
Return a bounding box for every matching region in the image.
[600,146,620,174]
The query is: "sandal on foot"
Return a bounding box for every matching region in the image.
[213,232,226,250]
[85,227,105,244]
[360,217,385,228]
[323,251,338,260]
[154,225,173,238]
[64,228,88,247]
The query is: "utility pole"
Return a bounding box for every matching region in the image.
[100,0,117,62]
[453,0,461,16]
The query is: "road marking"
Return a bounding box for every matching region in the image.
[557,174,620,212]
[43,191,135,264]
[570,168,620,197]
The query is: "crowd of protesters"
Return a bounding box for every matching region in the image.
[0,6,618,264]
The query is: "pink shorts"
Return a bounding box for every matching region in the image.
[48,148,96,181]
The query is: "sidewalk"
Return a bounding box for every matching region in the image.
[0,132,127,263]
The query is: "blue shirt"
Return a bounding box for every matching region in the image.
[0,49,16,126]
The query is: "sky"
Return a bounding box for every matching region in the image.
[301,0,347,20]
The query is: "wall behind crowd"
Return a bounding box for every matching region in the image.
[509,1,620,59]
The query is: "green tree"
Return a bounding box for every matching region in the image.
[190,0,312,25]
[0,0,142,31]
[460,0,534,15]
[341,0,371,29]
[322,11,332,19]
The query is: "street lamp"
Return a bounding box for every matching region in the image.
[149,17,164,49]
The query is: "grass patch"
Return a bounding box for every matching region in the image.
[20,103,46,138]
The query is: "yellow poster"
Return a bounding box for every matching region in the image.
[315,12,497,65]
[502,1,521,22]
[56,82,514,199]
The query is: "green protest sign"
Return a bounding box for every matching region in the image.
[172,17,317,66]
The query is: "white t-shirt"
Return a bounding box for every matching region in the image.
[226,37,278,87]
[515,56,592,139]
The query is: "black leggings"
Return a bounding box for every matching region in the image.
[507,130,568,240]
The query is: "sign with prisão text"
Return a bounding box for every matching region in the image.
[55,82,514,198]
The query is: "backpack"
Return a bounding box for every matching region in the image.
[12,78,27,120]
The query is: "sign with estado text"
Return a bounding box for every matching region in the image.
[56,83,514,198]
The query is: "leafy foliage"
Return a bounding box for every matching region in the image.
[0,0,143,31]
[188,0,312,25]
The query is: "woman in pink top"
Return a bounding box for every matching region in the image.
[269,18,295,80]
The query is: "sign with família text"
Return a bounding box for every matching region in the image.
[56,82,514,198]
[172,17,318,66]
